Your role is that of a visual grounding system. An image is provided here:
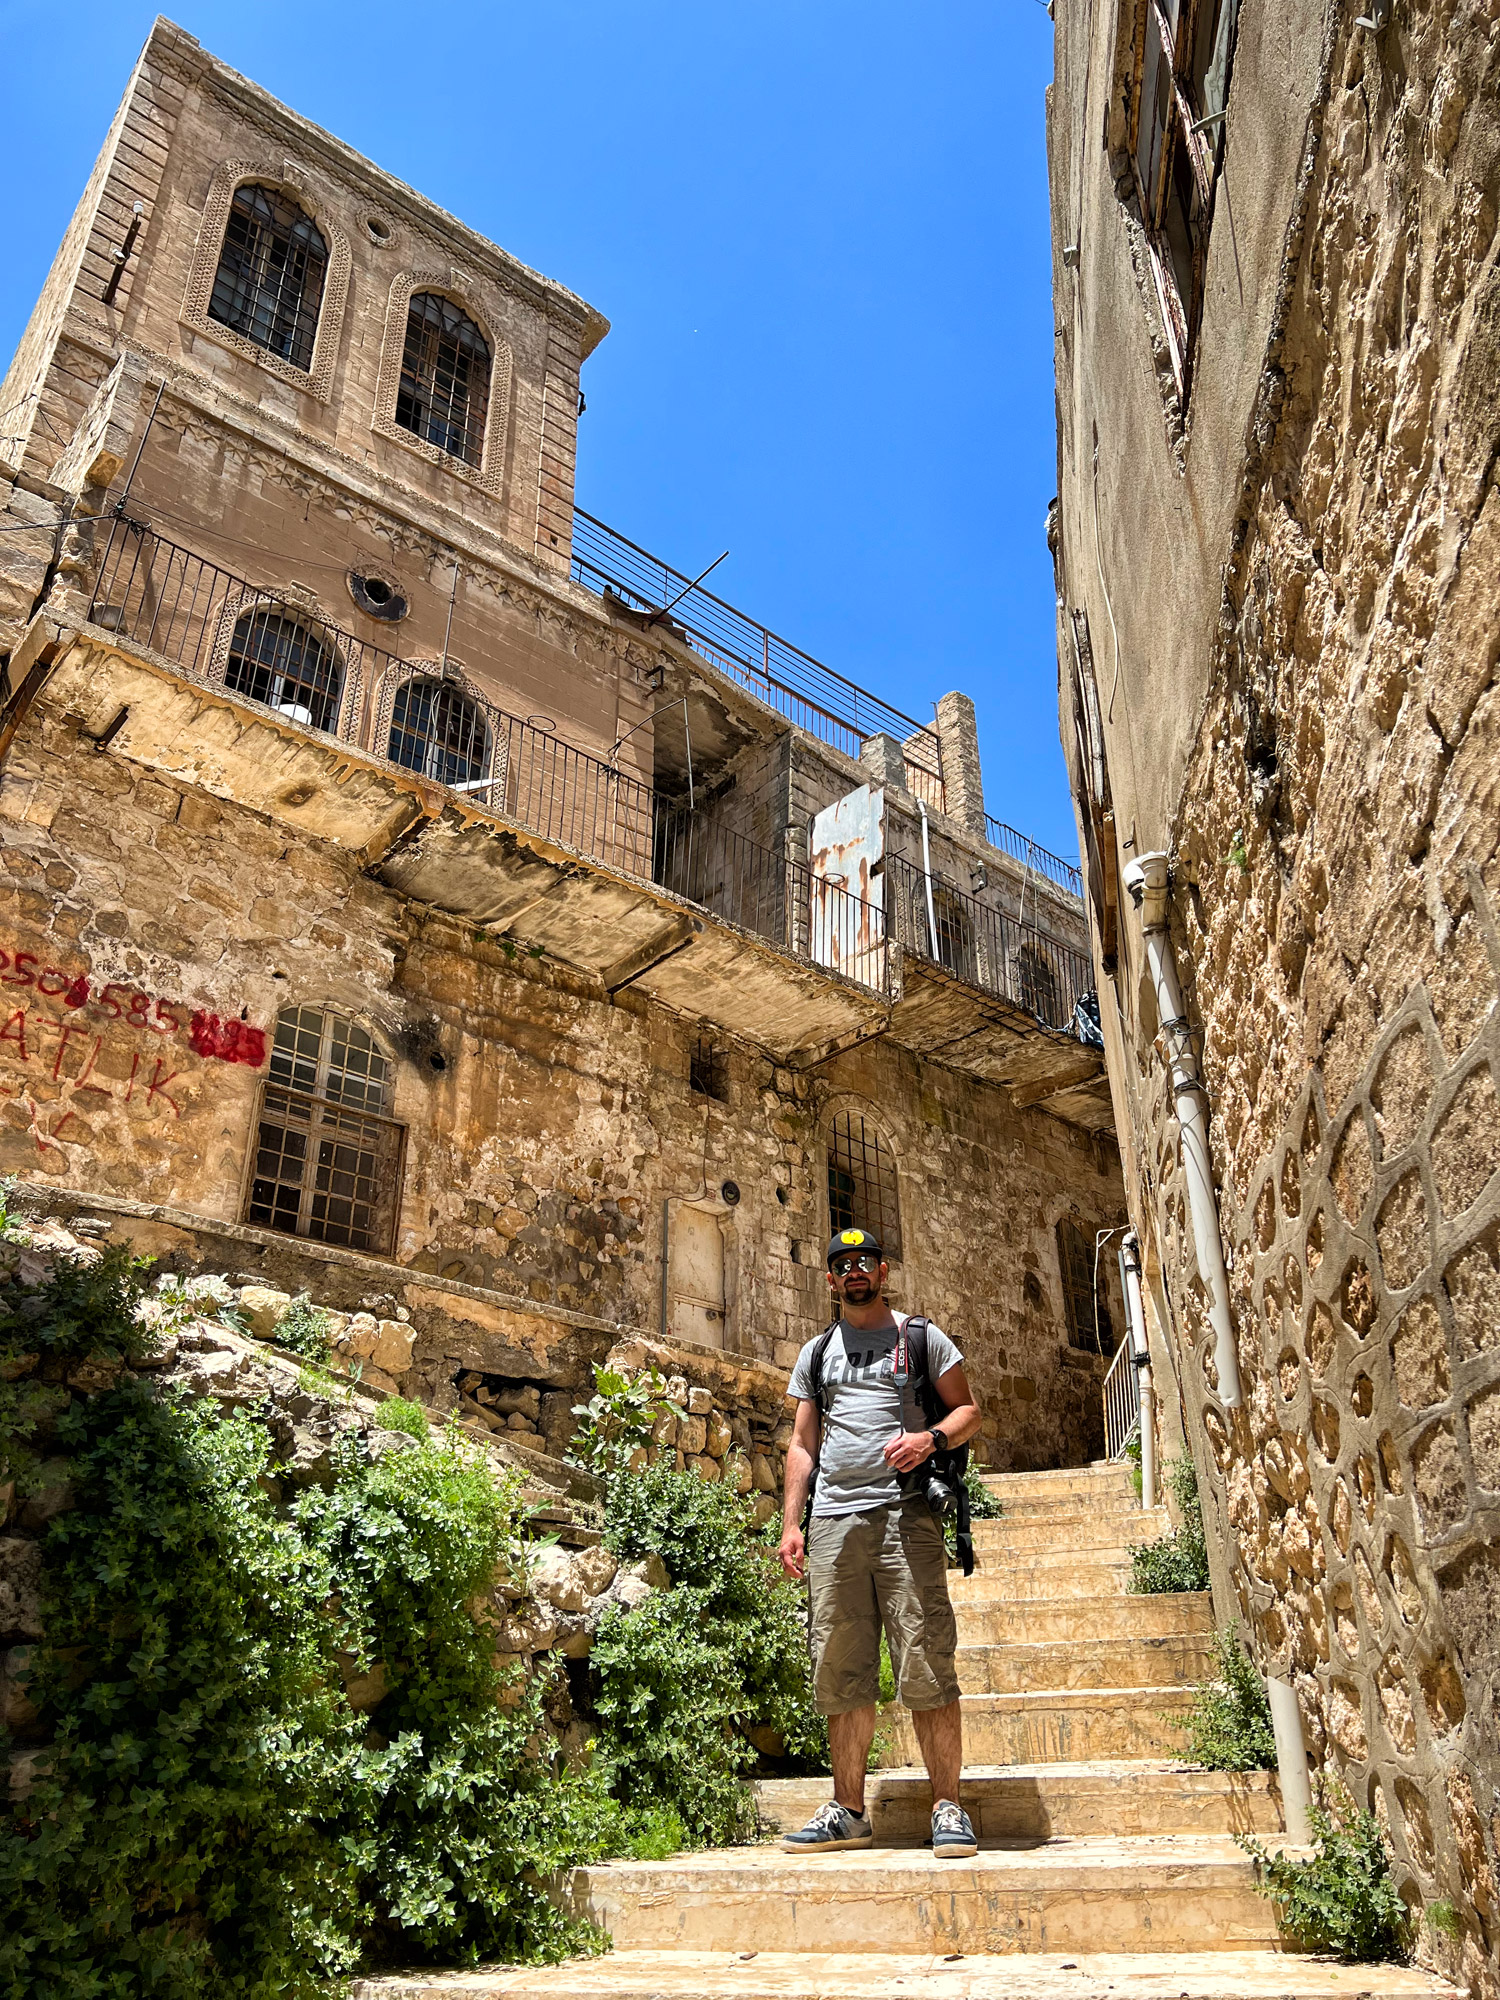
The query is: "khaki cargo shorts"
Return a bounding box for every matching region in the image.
[806,1497,960,1715]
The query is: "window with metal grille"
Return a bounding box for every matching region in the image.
[208,183,327,372]
[1057,1219,1114,1351]
[246,1007,405,1254]
[224,607,343,732]
[827,1111,902,1261]
[388,676,490,789]
[395,293,491,467]
[689,1035,729,1102]
[1015,943,1061,1028]
[1128,0,1241,393]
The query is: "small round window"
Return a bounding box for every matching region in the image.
[348,571,408,622]
[364,215,393,246]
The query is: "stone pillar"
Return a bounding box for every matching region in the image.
[935,690,986,837]
[859,732,908,792]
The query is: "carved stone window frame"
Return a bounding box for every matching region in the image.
[206,584,362,741]
[372,270,512,498]
[181,160,352,402]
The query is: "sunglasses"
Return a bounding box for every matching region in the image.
[831,1252,881,1276]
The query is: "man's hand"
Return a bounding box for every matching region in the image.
[778,1523,806,1580]
[883,1429,937,1473]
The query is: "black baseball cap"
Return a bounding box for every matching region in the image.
[827,1227,883,1268]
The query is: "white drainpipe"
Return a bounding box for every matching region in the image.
[916,799,940,959]
[1119,1230,1157,1509]
[1122,853,1243,1410]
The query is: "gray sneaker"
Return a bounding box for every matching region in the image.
[781,1799,874,1852]
[932,1798,977,1857]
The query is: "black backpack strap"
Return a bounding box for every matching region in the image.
[799,1322,841,1533]
[905,1314,975,1573]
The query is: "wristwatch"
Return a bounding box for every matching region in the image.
[927,1427,946,1457]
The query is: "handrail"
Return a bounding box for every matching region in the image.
[571,509,945,795]
[984,814,1084,900]
[1103,1337,1142,1461]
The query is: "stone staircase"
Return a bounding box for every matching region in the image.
[353,1462,1461,2000]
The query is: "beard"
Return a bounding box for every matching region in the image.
[839,1276,876,1302]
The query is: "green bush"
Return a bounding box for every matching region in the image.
[567,1362,681,1480]
[0,1250,612,1999]
[1241,1781,1412,1961]
[592,1459,825,1844]
[272,1293,334,1364]
[1129,1453,1211,1594]
[1180,1627,1276,1770]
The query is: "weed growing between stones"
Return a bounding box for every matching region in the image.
[271,1293,336,1364]
[1178,1626,1276,1770]
[378,1396,431,1438]
[566,1362,683,1480]
[1128,1454,1211,1593]
[1241,1780,1412,1961]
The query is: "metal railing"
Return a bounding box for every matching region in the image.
[885,853,1095,1038]
[984,815,1084,901]
[571,510,946,807]
[1103,1336,1143,1461]
[86,517,890,995]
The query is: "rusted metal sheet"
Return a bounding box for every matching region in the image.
[809,784,885,989]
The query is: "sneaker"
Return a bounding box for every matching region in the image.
[932,1798,977,1858]
[781,1799,874,1853]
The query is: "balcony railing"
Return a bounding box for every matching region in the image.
[85,519,1095,1039]
[984,815,1084,901]
[86,517,888,993]
[885,853,1094,1036]
[571,510,947,810]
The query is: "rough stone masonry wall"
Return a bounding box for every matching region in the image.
[0,695,1126,1476]
[1131,1,1500,1987]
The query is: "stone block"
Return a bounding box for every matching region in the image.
[687,1454,721,1483]
[705,1410,733,1459]
[238,1286,292,1340]
[678,1415,707,1456]
[686,1385,714,1415]
[0,1538,44,1641]
[370,1320,415,1375]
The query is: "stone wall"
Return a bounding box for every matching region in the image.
[1050,0,1500,1982]
[0,696,1126,1475]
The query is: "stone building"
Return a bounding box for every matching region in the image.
[1049,0,1500,1984]
[0,20,1125,1485]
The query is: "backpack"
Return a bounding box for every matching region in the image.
[801,1314,974,1576]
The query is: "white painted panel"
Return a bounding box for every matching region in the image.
[667,1202,726,1349]
[809,784,885,988]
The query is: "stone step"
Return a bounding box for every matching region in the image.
[969,1511,1165,1554]
[349,1948,1462,2000]
[562,1836,1277,1954]
[955,1630,1214,1693]
[957,1589,1211,1648]
[979,1465,1135,1502]
[756,1761,1283,1841]
[952,1557,1133,1603]
[879,1688,1192,1765]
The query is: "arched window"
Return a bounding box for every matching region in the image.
[395,293,491,467]
[208,183,327,371]
[827,1110,902,1262]
[224,606,343,733]
[1057,1218,1115,1351]
[246,1006,405,1253]
[388,676,490,789]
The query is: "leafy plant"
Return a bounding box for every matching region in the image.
[1180,1627,1276,1770]
[0,1251,617,1998]
[1130,1453,1211,1594]
[1241,1780,1412,1961]
[1125,1435,1143,1498]
[567,1362,682,1480]
[592,1458,826,1843]
[377,1396,430,1439]
[274,1293,334,1363]
[1424,1900,1460,1940]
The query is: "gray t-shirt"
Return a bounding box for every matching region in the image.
[787,1314,964,1518]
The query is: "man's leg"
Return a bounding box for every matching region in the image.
[911,1697,963,1805]
[828,1705,878,1813]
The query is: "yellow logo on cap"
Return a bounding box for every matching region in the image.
[840,1229,862,1244]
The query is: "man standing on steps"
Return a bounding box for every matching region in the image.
[777,1227,983,1859]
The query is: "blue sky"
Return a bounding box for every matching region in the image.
[0,1,1071,860]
